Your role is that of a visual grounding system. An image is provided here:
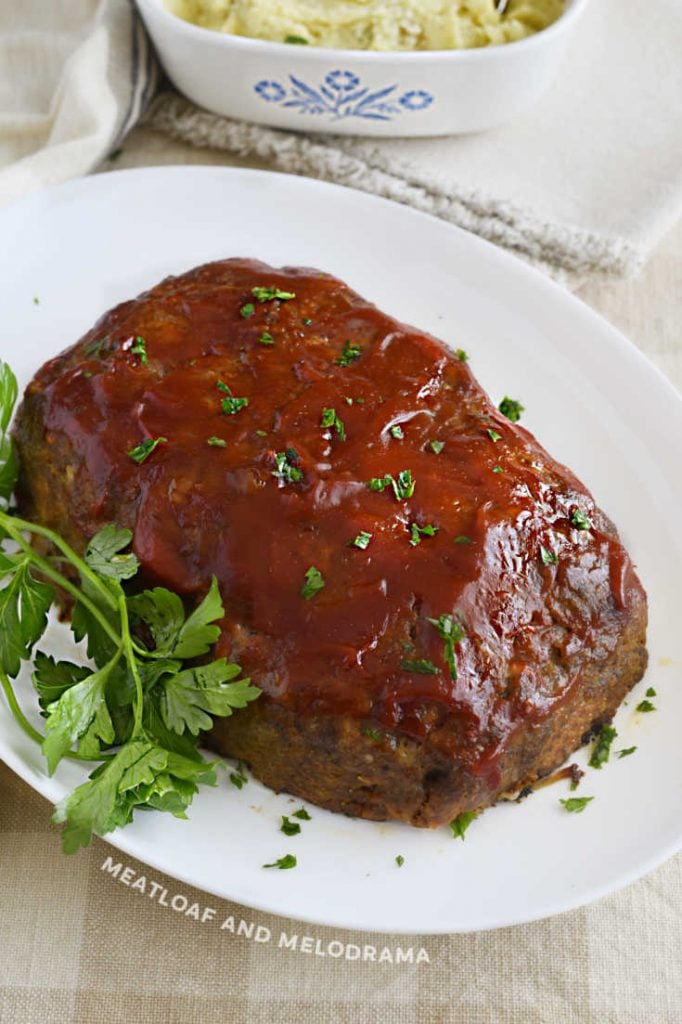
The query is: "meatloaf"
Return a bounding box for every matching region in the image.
[13,259,648,827]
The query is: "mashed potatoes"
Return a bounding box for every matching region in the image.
[166,0,565,51]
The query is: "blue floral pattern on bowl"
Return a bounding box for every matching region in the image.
[254,71,434,122]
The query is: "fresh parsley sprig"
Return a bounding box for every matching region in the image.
[0,360,260,854]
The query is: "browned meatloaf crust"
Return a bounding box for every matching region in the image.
[13,258,648,827]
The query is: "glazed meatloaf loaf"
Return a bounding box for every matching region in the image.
[13,259,648,827]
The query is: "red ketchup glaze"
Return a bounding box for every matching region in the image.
[32,260,645,775]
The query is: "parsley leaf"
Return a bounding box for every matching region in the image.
[0,561,54,678]
[83,525,140,581]
[646,686,657,697]
[272,449,303,484]
[0,361,19,504]
[157,660,258,736]
[284,34,308,43]
[395,854,405,867]
[335,341,361,367]
[368,470,415,501]
[218,382,249,415]
[560,796,594,813]
[42,655,118,775]
[588,723,617,769]
[301,566,325,601]
[427,614,465,680]
[52,740,217,853]
[454,535,472,545]
[240,303,255,319]
[292,806,311,820]
[350,531,372,550]
[207,436,227,447]
[390,425,404,440]
[263,854,297,869]
[229,764,248,789]
[487,428,502,443]
[400,658,439,675]
[571,509,592,531]
[409,523,438,547]
[258,331,275,346]
[281,815,301,836]
[320,407,346,441]
[363,727,381,741]
[540,545,558,566]
[449,810,477,840]
[173,576,225,659]
[498,396,524,422]
[455,349,468,362]
[428,440,444,454]
[252,286,296,302]
[635,699,656,713]
[130,337,147,365]
[616,746,637,759]
[32,653,91,712]
[128,437,167,464]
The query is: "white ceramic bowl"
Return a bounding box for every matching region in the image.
[136,0,590,137]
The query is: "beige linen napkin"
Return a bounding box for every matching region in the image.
[145,0,682,283]
[0,0,156,207]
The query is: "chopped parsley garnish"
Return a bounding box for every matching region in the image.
[130,336,147,365]
[218,381,249,415]
[300,566,325,601]
[229,765,248,789]
[280,815,301,837]
[302,317,312,325]
[635,699,656,713]
[252,286,296,302]
[240,303,255,319]
[646,686,657,697]
[395,855,405,867]
[390,425,404,440]
[400,658,439,675]
[617,746,637,759]
[335,340,362,367]
[427,614,465,680]
[455,349,468,363]
[255,430,268,437]
[33,296,40,305]
[560,796,594,813]
[571,509,592,530]
[454,535,472,544]
[449,810,476,840]
[292,807,311,820]
[258,331,275,346]
[428,440,444,454]
[363,728,381,742]
[127,436,167,464]
[487,428,502,443]
[351,531,372,550]
[367,470,415,501]
[263,855,297,870]
[409,523,438,547]
[588,723,617,769]
[284,34,309,44]
[85,339,107,357]
[207,436,227,447]
[272,449,303,484]
[492,466,503,474]
[498,396,524,422]
[540,546,558,566]
[320,407,346,441]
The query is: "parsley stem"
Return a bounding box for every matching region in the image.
[0,669,112,763]
[0,511,118,611]
[1,522,122,652]
[118,594,144,738]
